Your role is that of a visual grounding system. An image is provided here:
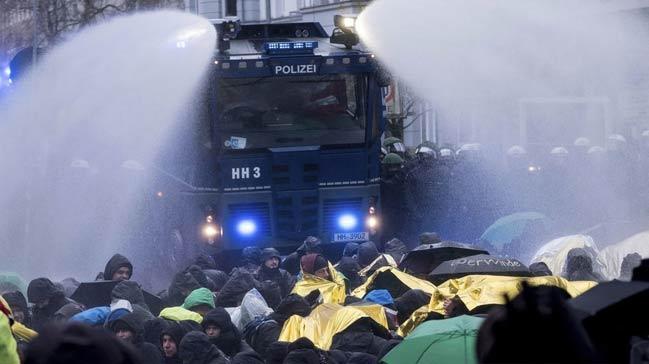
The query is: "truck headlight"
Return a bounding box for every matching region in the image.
[366,215,379,229]
[236,219,257,237]
[338,214,358,231]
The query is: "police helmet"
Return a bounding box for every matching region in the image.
[415,143,437,159]
[439,147,454,159]
[573,137,591,148]
[121,160,145,170]
[506,145,527,156]
[587,146,605,154]
[608,134,627,143]
[381,153,405,166]
[550,147,569,156]
[383,137,406,154]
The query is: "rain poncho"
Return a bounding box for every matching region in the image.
[291,262,347,304]
[352,267,438,299]
[530,235,607,279]
[599,231,649,280]
[229,288,273,332]
[279,303,388,350]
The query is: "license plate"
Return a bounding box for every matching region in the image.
[333,232,369,242]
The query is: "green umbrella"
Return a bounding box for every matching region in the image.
[480,212,549,251]
[381,315,483,364]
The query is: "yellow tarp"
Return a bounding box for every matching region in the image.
[352,267,438,298]
[159,306,203,324]
[397,275,597,337]
[279,302,389,350]
[291,263,347,304]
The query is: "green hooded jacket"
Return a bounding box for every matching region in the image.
[182,288,215,310]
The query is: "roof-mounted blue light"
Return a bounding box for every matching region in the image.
[264,41,318,55]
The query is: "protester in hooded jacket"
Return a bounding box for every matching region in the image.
[300,254,332,281]
[283,337,349,364]
[477,285,596,363]
[620,253,642,281]
[203,270,229,293]
[256,248,295,298]
[383,238,408,264]
[27,277,76,332]
[53,302,83,322]
[565,249,602,282]
[243,294,312,357]
[357,241,397,278]
[2,290,30,326]
[179,331,229,364]
[393,289,431,325]
[529,262,553,277]
[101,254,134,281]
[336,257,363,291]
[164,271,202,307]
[282,236,324,276]
[183,288,216,317]
[145,317,171,346]
[214,270,259,308]
[194,254,218,271]
[107,312,163,364]
[112,280,154,322]
[160,321,191,364]
[202,307,251,358]
[330,318,390,357]
[24,323,141,364]
[342,243,360,258]
[186,265,216,292]
[230,351,264,364]
[231,247,262,276]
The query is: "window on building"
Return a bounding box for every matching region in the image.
[226,0,237,16]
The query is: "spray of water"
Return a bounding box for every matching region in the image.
[357,0,649,259]
[0,11,216,285]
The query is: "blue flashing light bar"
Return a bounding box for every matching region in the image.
[264,41,318,55]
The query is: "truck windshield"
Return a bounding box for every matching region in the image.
[215,74,367,149]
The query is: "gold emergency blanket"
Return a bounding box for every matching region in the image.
[352,266,438,298]
[279,302,389,350]
[291,263,347,304]
[398,275,597,336]
[358,254,398,278]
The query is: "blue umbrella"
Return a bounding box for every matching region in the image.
[480,212,549,251]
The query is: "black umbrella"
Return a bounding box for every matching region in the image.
[71,281,164,316]
[428,254,530,284]
[570,280,649,325]
[569,280,649,362]
[398,241,488,277]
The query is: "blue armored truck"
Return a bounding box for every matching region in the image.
[158,16,386,263]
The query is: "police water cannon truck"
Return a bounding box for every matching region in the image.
[160,16,387,261]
